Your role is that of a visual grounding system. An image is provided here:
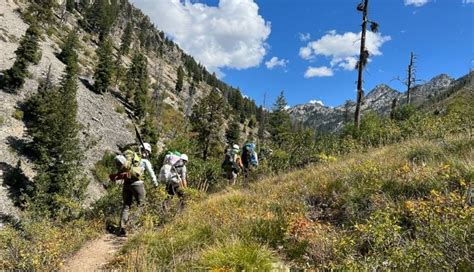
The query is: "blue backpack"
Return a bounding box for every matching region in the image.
[243,143,258,167]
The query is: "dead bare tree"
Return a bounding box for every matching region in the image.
[354,0,379,129]
[393,52,422,105]
[406,52,415,104]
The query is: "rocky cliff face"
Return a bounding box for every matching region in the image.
[289,74,457,133]
[0,0,230,220]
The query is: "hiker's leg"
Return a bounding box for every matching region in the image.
[120,184,133,229]
[231,172,237,186]
[162,183,174,211]
[176,184,185,209]
[132,183,146,220]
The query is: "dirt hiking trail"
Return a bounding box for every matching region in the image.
[61,234,126,272]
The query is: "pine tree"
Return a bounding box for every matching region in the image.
[26,40,86,218]
[83,0,119,39]
[66,0,76,12]
[58,30,78,65]
[269,91,292,147]
[94,36,114,93]
[1,23,42,92]
[225,119,241,145]
[191,88,227,160]
[125,51,149,119]
[119,22,133,56]
[176,65,184,93]
[26,0,56,25]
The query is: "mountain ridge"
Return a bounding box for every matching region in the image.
[289,72,464,132]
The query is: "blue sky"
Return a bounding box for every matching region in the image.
[131,0,473,107]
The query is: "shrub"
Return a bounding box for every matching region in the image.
[198,239,275,271]
[12,109,24,120]
[0,218,100,271]
[114,105,125,114]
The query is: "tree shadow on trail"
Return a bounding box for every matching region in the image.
[0,161,32,209]
[6,136,36,161]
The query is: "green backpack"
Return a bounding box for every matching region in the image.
[122,150,144,181]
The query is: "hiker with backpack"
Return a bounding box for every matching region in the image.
[159,152,188,210]
[222,144,243,185]
[109,143,158,236]
[241,142,259,184]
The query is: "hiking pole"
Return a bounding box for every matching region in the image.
[125,110,146,151]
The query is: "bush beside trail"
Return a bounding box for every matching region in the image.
[109,137,473,270]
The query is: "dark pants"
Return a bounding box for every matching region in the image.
[166,182,184,198]
[163,182,185,210]
[120,182,146,229]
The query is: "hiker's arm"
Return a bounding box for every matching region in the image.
[181,166,188,188]
[143,159,158,186]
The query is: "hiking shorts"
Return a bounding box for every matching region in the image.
[166,182,184,198]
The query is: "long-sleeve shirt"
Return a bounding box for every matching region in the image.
[140,159,158,186]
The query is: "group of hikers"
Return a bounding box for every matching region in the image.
[108,141,259,236]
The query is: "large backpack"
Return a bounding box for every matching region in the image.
[160,151,183,184]
[222,150,239,173]
[243,143,258,167]
[163,151,182,166]
[122,150,144,181]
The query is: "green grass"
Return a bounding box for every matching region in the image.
[110,136,473,270]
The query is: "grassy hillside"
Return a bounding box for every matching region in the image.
[103,71,474,271]
[109,135,472,270]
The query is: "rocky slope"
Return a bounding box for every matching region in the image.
[0,0,247,220]
[0,0,137,219]
[289,73,458,132]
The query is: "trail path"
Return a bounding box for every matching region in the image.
[61,234,126,272]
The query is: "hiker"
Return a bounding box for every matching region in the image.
[159,152,188,210]
[109,143,158,236]
[222,144,243,185]
[241,142,259,183]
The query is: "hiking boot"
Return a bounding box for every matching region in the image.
[117,228,127,237]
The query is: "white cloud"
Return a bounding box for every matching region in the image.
[463,0,474,3]
[265,56,288,69]
[404,0,429,7]
[299,32,311,42]
[299,47,312,59]
[309,100,324,106]
[304,66,334,78]
[299,30,391,72]
[130,0,271,74]
[284,105,291,110]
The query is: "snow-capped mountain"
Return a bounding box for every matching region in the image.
[289,74,457,132]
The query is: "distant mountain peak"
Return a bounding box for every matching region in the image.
[365,84,399,99]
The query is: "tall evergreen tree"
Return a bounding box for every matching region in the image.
[225,119,241,145]
[268,91,292,147]
[26,38,86,218]
[176,65,184,93]
[83,0,119,39]
[94,36,114,93]
[119,22,133,56]
[191,88,227,160]
[124,51,149,119]
[66,0,76,13]
[26,0,56,25]
[1,23,42,92]
[58,29,78,65]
